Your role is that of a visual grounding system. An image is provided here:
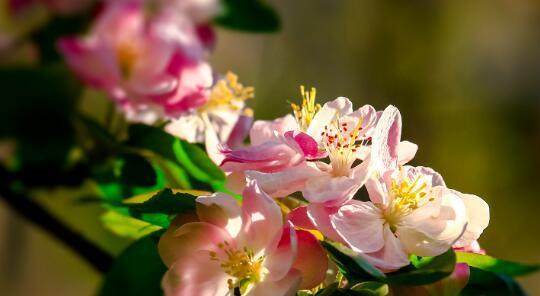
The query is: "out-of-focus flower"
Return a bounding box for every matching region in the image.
[165,72,254,164]
[59,0,212,122]
[158,180,328,296]
[328,166,489,271]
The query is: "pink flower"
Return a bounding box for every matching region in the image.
[158,180,328,296]
[325,166,489,271]
[58,0,212,121]
[221,89,392,204]
[165,72,255,164]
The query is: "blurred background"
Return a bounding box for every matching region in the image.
[1,0,540,295]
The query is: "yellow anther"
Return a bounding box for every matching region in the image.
[211,241,266,293]
[385,172,432,227]
[291,85,321,131]
[203,71,254,112]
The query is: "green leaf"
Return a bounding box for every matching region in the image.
[172,139,225,183]
[124,188,197,215]
[323,241,456,286]
[215,0,280,32]
[125,124,225,185]
[100,231,167,296]
[322,240,386,281]
[101,211,162,239]
[384,249,456,286]
[456,251,540,277]
[461,267,527,296]
[120,153,158,187]
[351,282,389,296]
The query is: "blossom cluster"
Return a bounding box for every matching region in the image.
[59,0,253,163]
[158,87,490,295]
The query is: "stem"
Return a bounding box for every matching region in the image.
[0,187,113,273]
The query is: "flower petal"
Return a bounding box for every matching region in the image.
[158,222,233,268]
[250,114,298,145]
[220,139,304,173]
[363,225,410,271]
[307,97,353,142]
[240,180,284,252]
[287,206,316,230]
[303,174,358,206]
[246,163,324,198]
[196,192,242,238]
[331,201,385,253]
[162,250,229,296]
[264,223,298,282]
[453,192,489,248]
[397,141,418,165]
[307,203,344,242]
[293,229,328,289]
[371,105,402,174]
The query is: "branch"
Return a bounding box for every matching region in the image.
[0,187,113,273]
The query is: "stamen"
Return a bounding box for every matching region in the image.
[210,241,266,294]
[323,116,367,176]
[291,85,321,131]
[203,72,255,111]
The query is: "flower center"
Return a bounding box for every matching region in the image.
[202,72,254,113]
[384,174,433,227]
[209,241,266,293]
[116,43,139,78]
[291,86,321,132]
[322,117,368,176]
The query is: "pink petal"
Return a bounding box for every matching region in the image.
[307,203,344,242]
[196,25,216,50]
[303,174,358,206]
[293,230,328,289]
[246,163,324,198]
[58,37,121,92]
[162,250,229,296]
[196,193,242,237]
[287,206,316,230]
[220,140,305,173]
[158,222,233,268]
[249,114,298,146]
[264,223,298,282]
[307,97,353,142]
[397,141,418,165]
[331,201,385,253]
[363,225,410,271]
[239,180,284,252]
[226,114,253,148]
[284,131,326,160]
[371,105,402,174]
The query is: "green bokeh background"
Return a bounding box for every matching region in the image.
[1,0,540,295]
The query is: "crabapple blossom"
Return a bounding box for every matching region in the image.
[165,72,254,164]
[59,0,212,122]
[158,180,328,296]
[328,166,489,271]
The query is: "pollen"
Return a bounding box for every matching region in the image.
[210,241,266,293]
[291,85,321,131]
[204,72,255,111]
[323,116,367,176]
[384,171,432,226]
